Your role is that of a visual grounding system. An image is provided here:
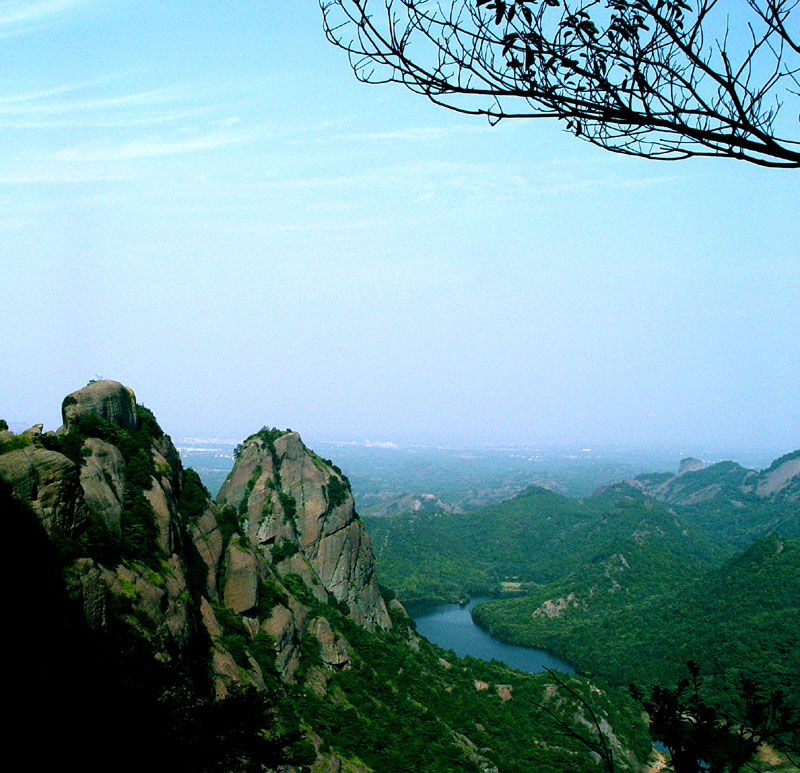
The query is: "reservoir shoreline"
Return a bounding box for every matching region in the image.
[408,596,575,675]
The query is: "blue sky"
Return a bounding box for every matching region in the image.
[2,1,798,453]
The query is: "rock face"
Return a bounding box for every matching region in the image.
[678,457,705,475]
[79,438,125,528]
[216,429,391,631]
[62,380,139,431]
[602,451,800,508]
[1,382,389,710]
[756,451,800,501]
[0,445,86,534]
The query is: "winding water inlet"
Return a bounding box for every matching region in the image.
[410,597,575,674]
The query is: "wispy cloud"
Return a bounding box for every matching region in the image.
[0,78,248,130]
[54,128,261,162]
[0,109,208,130]
[0,0,99,38]
[1,86,186,114]
[0,167,137,184]
[335,125,493,142]
[0,85,211,128]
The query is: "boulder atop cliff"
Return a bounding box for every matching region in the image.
[62,380,139,431]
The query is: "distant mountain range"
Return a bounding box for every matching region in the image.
[602,449,800,506]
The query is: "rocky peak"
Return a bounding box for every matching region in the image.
[678,457,705,475]
[216,427,391,631]
[62,379,139,432]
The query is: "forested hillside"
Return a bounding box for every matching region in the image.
[364,452,800,754]
[365,486,721,604]
[1,381,653,772]
[473,535,800,708]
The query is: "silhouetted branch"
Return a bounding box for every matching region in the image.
[321,0,800,167]
[536,667,615,772]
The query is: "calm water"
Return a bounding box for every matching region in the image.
[410,597,575,674]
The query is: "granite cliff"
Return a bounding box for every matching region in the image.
[1,379,389,691]
[2,380,393,767]
[1,380,653,773]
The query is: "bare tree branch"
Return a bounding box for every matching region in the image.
[535,667,615,772]
[321,0,800,167]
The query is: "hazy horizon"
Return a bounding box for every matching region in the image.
[2,3,798,454]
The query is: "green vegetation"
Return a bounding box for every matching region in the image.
[178,468,211,526]
[278,490,297,527]
[325,474,349,509]
[362,463,799,746]
[213,603,253,668]
[0,434,31,454]
[257,580,289,617]
[473,535,800,710]
[270,540,299,564]
[676,497,800,551]
[365,486,719,604]
[217,504,244,546]
[290,598,652,772]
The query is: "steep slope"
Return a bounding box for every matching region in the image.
[216,427,389,631]
[474,536,800,709]
[365,485,718,604]
[2,381,653,773]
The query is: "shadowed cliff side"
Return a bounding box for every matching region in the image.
[1,381,654,773]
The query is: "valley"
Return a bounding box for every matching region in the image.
[2,381,657,772]
[2,381,797,772]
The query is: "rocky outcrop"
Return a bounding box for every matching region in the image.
[1,381,200,663]
[310,616,350,668]
[217,429,391,631]
[3,383,393,719]
[678,457,704,475]
[532,593,579,619]
[62,379,139,431]
[364,492,464,517]
[756,451,800,501]
[0,445,86,534]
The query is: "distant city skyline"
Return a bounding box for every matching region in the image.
[2,2,798,453]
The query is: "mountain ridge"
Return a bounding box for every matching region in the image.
[1,380,653,772]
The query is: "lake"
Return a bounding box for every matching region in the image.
[410,597,575,674]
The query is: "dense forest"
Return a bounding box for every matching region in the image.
[364,454,800,766]
[365,487,723,604]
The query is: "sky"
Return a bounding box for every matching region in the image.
[1,1,798,454]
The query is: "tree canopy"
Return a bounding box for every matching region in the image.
[321,0,800,167]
